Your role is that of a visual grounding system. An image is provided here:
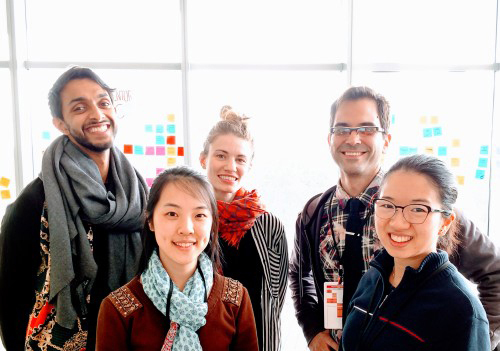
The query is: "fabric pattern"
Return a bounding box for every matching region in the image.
[141,251,214,351]
[217,188,267,248]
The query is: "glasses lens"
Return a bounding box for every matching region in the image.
[374,200,395,219]
[403,205,429,224]
[333,127,350,136]
[359,127,377,136]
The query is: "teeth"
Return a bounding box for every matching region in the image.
[390,234,412,243]
[87,125,108,133]
[220,175,236,181]
[345,152,363,156]
[174,242,194,248]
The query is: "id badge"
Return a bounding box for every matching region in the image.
[324,282,343,329]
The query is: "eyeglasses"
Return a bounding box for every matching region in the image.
[373,199,451,224]
[330,126,385,137]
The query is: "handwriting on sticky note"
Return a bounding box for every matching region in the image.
[456,176,465,185]
[451,158,460,167]
[134,145,144,155]
[475,169,485,180]
[433,127,442,136]
[452,139,460,147]
[156,136,165,145]
[1,190,10,199]
[0,177,10,187]
[167,147,176,156]
[156,125,164,133]
[438,146,447,156]
[423,128,432,138]
[480,145,489,155]
[424,147,433,154]
[478,158,488,168]
[167,125,176,133]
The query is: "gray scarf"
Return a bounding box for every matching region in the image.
[40,135,147,329]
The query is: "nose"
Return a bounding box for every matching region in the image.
[345,130,361,145]
[224,157,237,172]
[178,215,194,235]
[89,103,106,121]
[390,208,411,229]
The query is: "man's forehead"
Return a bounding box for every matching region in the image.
[334,98,380,126]
[61,78,110,100]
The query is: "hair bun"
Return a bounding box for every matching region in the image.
[220,105,250,123]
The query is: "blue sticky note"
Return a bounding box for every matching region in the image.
[156,125,164,133]
[391,115,395,125]
[409,147,418,155]
[478,158,488,168]
[423,128,432,138]
[134,145,144,155]
[433,127,442,136]
[475,169,486,179]
[145,124,153,132]
[399,146,409,155]
[42,131,51,140]
[438,146,447,156]
[167,124,176,133]
[156,135,165,145]
[480,145,489,155]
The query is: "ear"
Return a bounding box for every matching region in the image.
[148,219,155,232]
[382,133,392,154]
[53,117,69,135]
[327,133,333,148]
[199,152,207,169]
[438,211,455,236]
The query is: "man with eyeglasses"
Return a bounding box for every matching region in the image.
[289,86,500,351]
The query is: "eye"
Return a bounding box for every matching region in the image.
[410,206,427,213]
[100,100,112,108]
[195,213,208,218]
[165,211,178,217]
[73,104,86,112]
[215,153,225,159]
[237,158,247,164]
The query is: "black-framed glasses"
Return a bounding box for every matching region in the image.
[330,126,385,137]
[373,198,451,224]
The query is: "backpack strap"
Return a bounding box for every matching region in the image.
[301,185,337,228]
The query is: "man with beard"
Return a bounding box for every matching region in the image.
[289,86,500,350]
[0,67,148,351]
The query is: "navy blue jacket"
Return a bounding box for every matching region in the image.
[340,250,489,351]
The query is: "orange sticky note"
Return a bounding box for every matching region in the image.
[451,158,460,167]
[167,136,176,145]
[452,139,460,147]
[167,147,176,156]
[123,144,133,154]
[167,157,176,166]
[456,176,465,185]
[177,147,185,156]
[0,177,10,187]
[419,116,427,124]
[167,114,175,122]
[425,147,434,154]
[1,190,11,199]
[430,116,439,124]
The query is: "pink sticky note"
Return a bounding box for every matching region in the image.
[156,168,165,175]
[145,146,155,155]
[156,146,166,155]
[146,178,154,187]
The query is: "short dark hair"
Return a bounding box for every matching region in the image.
[48,66,115,120]
[330,86,390,133]
[381,154,460,255]
[137,166,221,275]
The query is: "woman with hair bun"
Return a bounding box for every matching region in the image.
[200,106,288,351]
[340,154,489,351]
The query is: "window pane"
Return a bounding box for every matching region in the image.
[0,69,15,219]
[490,74,500,246]
[353,0,496,64]
[352,71,494,232]
[25,0,181,62]
[24,69,184,188]
[188,0,347,64]
[0,0,8,60]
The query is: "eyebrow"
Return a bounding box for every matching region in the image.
[67,93,110,106]
[214,149,248,158]
[381,196,431,204]
[334,122,378,127]
[161,203,209,210]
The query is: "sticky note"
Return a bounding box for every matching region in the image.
[177,147,185,156]
[145,146,155,155]
[391,115,395,125]
[399,146,409,155]
[167,136,176,145]
[123,144,133,154]
[156,125,164,133]
[475,169,485,180]
[167,124,176,133]
[167,157,176,166]
[456,176,465,185]
[0,190,10,199]
[480,145,489,155]
[134,145,144,155]
[433,127,442,136]
[167,114,175,122]
[146,178,154,187]
[167,147,176,156]
[42,131,51,140]
[424,147,434,154]
[156,136,165,145]
[156,168,165,175]
[420,116,427,124]
[145,125,153,132]
[156,146,166,155]
[452,139,460,147]
[423,128,432,138]
[438,146,447,156]
[431,116,439,124]
[408,147,418,154]
[451,158,460,167]
[0,177,10,187]
[478,158,488,168]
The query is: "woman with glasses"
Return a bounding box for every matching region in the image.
[340,154,489,351]
[199,106,288,351]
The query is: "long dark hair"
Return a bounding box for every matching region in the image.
[137,166,221,274]
[381,154,460,255]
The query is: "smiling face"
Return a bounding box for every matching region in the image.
[329,98,390,181]
[375,170,453,268]
[200,133,253,202]
[53,78,117,155]
[149,182,213,276]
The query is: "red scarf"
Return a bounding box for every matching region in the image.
[217,188,267,248]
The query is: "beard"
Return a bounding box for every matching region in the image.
[68,123,117,153]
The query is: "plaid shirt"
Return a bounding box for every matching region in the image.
[319,170,384,283]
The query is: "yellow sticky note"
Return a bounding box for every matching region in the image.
[419,116,427,124]
[167,114,175,122]
[430,116,439,124]
[451,158,460,167]
[1,190,10,199]
[167,147,176,156]
[425,147,434,154]
[0,177,10,187]
[456,176,465,185]
[452,139,460,147]
[167,157,176,166]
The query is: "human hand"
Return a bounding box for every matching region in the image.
[308,330,339,351]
